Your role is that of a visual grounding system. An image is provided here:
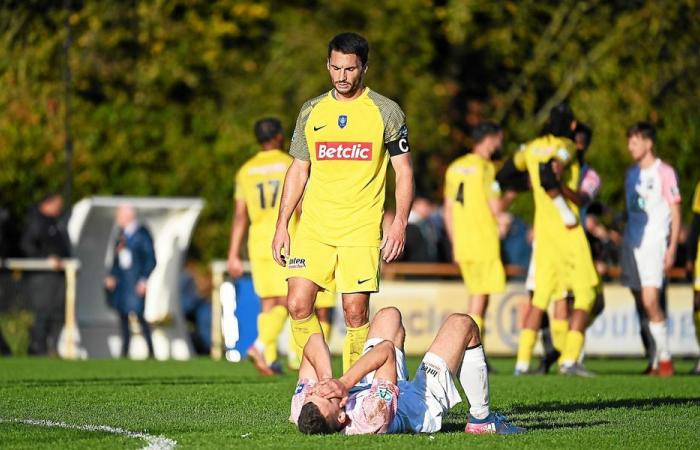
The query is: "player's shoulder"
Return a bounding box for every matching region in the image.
[656,158,678,178]
[299,91,332,115]
[367,89,405,119]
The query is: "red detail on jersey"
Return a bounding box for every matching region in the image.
[316,142,373,161]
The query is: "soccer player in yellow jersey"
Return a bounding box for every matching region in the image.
[444,122,505,340]
[511,103,598,376]
[687,180,700,375]
[272,32,414,374]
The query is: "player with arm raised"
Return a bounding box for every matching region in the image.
[290,307,525,435]
[272,32,414,374]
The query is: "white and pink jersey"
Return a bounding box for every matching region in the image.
[624,158,681,248]
[290,378,399,435]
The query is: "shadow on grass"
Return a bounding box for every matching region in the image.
[508,396,700,415]
[5,375,289,387]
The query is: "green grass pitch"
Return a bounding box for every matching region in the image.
[1,357,699,449]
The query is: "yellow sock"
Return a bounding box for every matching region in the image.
[320,321,332,343]
[264,305,288,364]
[343,322,370,374]
[255,310,275,364]
[694,311,700,346]
[469,314,484,338]
[516,328,537,369]
[561,330,585,365]
[290,313,322,351]
[287,327,302,370]
[551,319,569,353]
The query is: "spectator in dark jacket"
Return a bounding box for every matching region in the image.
[20,192,71,356]
[104,205,157,358]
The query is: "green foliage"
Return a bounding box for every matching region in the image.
[1,1,698,260]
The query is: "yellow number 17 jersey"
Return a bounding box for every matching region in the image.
[235,149,296,260]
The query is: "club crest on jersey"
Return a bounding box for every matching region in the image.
[338,114,348,129]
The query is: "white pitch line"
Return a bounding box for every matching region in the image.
[0,417,177,450]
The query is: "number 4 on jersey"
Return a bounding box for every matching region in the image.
[455,182,465,206]
[256,180,280,209]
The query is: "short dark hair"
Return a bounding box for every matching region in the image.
[575,122,593,149]
[254,118,283,144]
[540,102,575,139]
[297,402,334,435]
[627,122,655,142]
[328,32,369,66]
[471,121,502,144]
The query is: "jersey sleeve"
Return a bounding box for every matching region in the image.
[552,138,576,167]
[344,380,398,435]
[369,91,410,156]
[512,145,528,171]
[579,167,601,199]
[693,182,700,213]
[659,162,681,205]
[234,169,244,201]
[289,100,317,161]
[444,164,456,202]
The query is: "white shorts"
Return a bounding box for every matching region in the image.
[390,352,462,434]
[621,240,665,289]
[360,338,408,384]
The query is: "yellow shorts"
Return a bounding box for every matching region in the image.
[532,229,597,312]
[286,239,380,294]
[458,259,505,295]
[250,257,287,299]
[315,289,337,308]
[695,251,700,290]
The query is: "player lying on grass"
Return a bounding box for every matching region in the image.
[289,307,526,435]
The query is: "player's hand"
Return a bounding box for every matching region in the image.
[49,255,63,271]
[315,378,349,406]
[135,279,147,297]
[272,225,290,267]
[663,247,676,272]
[227,256,244,279]
[381,220,406,263]
[104,276,116,291]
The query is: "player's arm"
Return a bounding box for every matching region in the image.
[339,340,397,388]
[227,198,248,278]
[495,154,529,210]
[299,333,333,382]
[665,201,681,272]
[383,151,414,263]
[443,196,454,249]
[272,158,310,266]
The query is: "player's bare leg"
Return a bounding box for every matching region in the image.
[366,306,405,350]
[287,277,323,354]
[515,304,545,375]
[342,292,370,373]
[468,294,489,337]
[248,295,288,376]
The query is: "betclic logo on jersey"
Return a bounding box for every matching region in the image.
[316,142,373,161]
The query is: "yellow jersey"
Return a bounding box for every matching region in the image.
[235,149,296,260]
[445,153,501,261]
[289,88,409,246]
[513,134,580,239]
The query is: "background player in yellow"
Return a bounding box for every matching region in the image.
[443,121,505,342]
[227,118,299,376]
[687,180,700,375]
[510,103,598,376]
[271,32,414,374]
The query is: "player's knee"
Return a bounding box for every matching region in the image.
[287,295,314,320]
[343,303,369,328]
[447,313,480,342]
[375,307,402,324]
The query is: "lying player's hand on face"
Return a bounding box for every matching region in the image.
[271,226,290,267]
[381,220,406,263]
[314,379,348,405]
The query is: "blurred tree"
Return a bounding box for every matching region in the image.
[0,0,698,262]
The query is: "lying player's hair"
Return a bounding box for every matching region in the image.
[471,121,502,144]
[254,118,283,144]
[540,102,575,139]
[575,122,593,149]
[297,402,334,435]
[328,32,369,67]
[626,121,655,142]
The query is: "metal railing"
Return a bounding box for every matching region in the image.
[1,258,81,359]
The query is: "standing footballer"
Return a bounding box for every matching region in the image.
[272,32,414,373]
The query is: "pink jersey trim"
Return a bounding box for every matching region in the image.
[658,160,681,205]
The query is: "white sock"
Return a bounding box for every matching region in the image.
[552,195,577,227]
[649,320,671,362]
[459,345,490,420]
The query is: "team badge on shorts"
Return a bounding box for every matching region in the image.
[378,387,393,401]
[338,114,348,129]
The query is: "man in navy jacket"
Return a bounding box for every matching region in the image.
[104,205,156,358]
